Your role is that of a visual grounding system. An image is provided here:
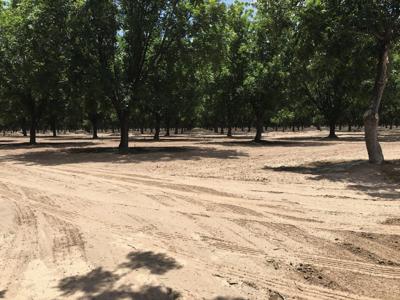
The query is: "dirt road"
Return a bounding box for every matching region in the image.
[0,130,399,299]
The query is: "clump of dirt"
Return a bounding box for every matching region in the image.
[268,290,285,300]
[295,263,342,290]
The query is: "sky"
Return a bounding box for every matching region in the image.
[223,0,255,5]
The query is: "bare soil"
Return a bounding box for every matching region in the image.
[0,129,399,300]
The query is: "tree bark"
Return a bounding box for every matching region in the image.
[364,40,390,164]
[118,111,129,152]
[90,114,99,139]
[29,116,37,145]
[328,122,338,139]
[29,101,37,145]
[154,114,161,140]
[51,119,57,137]
[92,121,98,139]
[254,113,264,143]
[21,118,27,137]
[164,112,170,137]
[227,126,232,137]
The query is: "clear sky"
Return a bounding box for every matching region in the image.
[223,0,255,5]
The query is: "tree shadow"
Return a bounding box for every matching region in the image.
[264,160,400,200]
[119,251,182,275]
[205,139,328,148]
[0,290,6,298]
[57,251,181,300]
[0,139,15,143]
[0,141,94,150]
[58,268,118,296]
[129,136,211,143]
[1,146,246,166]
[277,131,400,143]
[89,285,180,300]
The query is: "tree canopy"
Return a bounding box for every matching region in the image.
[0,0,399,162]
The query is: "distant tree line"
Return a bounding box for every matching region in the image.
[0,0,399,163]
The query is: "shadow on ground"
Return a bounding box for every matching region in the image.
[0,141,94,150]
[205,139,329,148]
[277,130,400,143]
[0,290,6,298]
[119,251,182,275]
[58,251,181,300]
[264,160,400,200]
[0,146,247,166]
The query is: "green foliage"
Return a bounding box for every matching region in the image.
[0,0,399,145]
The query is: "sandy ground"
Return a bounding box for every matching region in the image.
[0,129,399,300]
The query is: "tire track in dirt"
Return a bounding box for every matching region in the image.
[0,184,40,296]
[214,265,376,300]
[34,166,246,199]
[0,177,90,298]
[1,138,399,299]
[294,253,400,279]
[43,213,86,263]
[228,218,400,280]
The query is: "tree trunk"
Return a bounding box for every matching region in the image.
[164,112,170,137]
[254,113,264,143]
[92,122,98,139]
[364,40,389,164]
[154,114,161,140]
[227,126,232,137]
[29,102,37,145]
[21,118,27,137]
[119,111,129,152]
[51,119,57,137]
[328,122,338,138]
[29,117,37,145]
[91,115,99,139]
